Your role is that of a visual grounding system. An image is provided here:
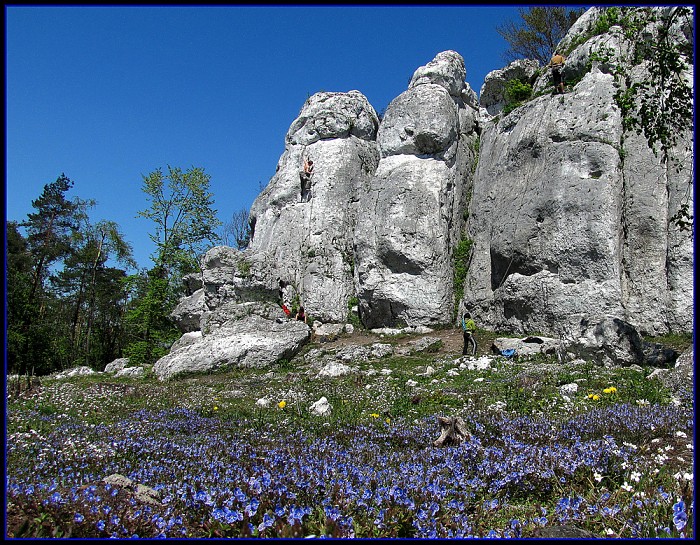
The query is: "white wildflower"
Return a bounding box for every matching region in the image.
[675,431,687,438]
[621,482,633,492]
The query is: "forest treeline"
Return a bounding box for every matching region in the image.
[6,168,251,377]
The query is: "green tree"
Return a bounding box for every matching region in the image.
[497,6,585,64]
[137,165,222,282]
[127,165,222,365]
[10,175,86,375]
[6,222,39,374]
[50,217,135,367]
[122,266,181,366]
[20,174,84,303]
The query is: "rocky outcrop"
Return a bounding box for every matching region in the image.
[161,8,692,380]
[479,59,540,117]
[461,7,693,338]
[247,90,380,323]
[355,50,479,328]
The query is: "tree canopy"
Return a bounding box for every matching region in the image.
[497,6,585,65]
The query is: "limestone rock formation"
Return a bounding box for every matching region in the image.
[160,7,692,380]
[462,7,693,338]
[355,50,479,328]
[247,90,380,323]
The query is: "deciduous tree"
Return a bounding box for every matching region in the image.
[497,7,585,64]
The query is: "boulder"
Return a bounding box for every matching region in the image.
[55,366,95,380]
[317,361,354,378]
[565,316,646,366]
[491,336,560,357]
[309,396,332,416]
[104,358,129,374]
[115,366,144,378]
[153,315,310,380]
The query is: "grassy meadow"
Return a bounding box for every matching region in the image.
[5,329,694,538]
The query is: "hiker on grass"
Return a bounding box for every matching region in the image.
[547,51,566,95]
[300,157,314,202]
[462,312,477,357]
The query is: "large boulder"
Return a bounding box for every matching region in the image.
[565,316,646,366]
[153,315,310,380]
[355,51,479,328]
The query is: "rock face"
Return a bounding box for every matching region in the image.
[247,90,380,323]
[461,7,693,337]
[161,8,692,379]
[355,50,479,328]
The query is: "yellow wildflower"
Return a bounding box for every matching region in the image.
[213,406,219,411]
[592,394,600,401]
[603,386,617,394]
[370,413,380,418]
[385,418,391,424]
[278,400,287,409]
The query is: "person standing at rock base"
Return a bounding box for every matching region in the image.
[300,157,314,202]
[462,312,477,356]
[547,51,566,94]
[278,279,293,317]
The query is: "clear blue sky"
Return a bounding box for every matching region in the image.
[6,5,573,270]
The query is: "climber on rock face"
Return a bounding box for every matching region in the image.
[300,157,314,202]
[547,51,566,95]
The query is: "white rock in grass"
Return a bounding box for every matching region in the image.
[559,383,578,395]
[317,361,353,378]
[309,396,332,416]
[55,366,96,380]
[406,379,418,387]
[256,398,271,408]
[104,358,129,373]
[488,401,507,411]
[115,366,144,378]
[447,369,460,377]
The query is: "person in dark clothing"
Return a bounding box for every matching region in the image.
[300,157,314,202]
[295,306,307,324]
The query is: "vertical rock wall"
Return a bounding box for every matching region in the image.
[462,7,693,336]
[354,51,479,328]
[247,91,380,322]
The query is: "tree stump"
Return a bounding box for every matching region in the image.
[433,416,471,447]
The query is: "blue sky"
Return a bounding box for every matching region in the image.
[6,5,578,270]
